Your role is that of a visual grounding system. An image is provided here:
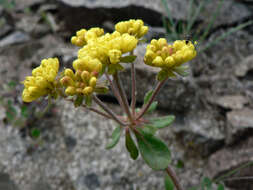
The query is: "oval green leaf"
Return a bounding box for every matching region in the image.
[164,173,174,190]
[135,129,171,170]
[217,184,224,190]
[144,90,153,104]
[147,101,158,113]
[149,115,175,129]
[125,130,139,160]
[106,125,122,149]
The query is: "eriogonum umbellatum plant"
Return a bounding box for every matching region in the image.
[22,19,197,190]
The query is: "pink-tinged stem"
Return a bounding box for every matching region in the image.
[130,62,137,117]
[165,166,184,190]
[136,78,167,120]
[113,72,134,123]
[93,95,127,126]
[105,73,125,112]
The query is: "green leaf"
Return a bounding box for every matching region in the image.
[144,90,153,104]
[120,55,137,63]
[135,129,171,170]
[147,101,158,113]
[176,159,184,169]
[125,129,139,160]
[106,125,122,149]
[94,86,109,94]
[31,128,40,138]
[74,95,83,107]
[164,173,174,190]
[142,125,157,136]
[217,184,224,190]
[108,64,124,75]
[21,105,28,118]
[149,115,175,129]
[201,177,212,190]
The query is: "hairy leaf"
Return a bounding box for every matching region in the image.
[149,115,175,129]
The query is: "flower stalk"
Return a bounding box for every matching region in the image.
[165,166,184,190]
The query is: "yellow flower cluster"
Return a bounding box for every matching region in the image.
[71,27,104,47]
[22,58,59,102]
[60,68,98,96]
[144,38,197,79]
[115,19,148,38]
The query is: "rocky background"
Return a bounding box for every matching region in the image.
[0,0,253,190]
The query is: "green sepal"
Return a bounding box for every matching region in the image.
[157,69,168,81]
[120,55,137,63]
[149,115,175,129]
[108,63,124,75]
[85,95,92,107]
[146,101,158,113]
[125,129,139,160]
[134,129,171,170]
[144,90,153,104]
[164,173,174,190]
[173,66,189,77]
[74,95,83,107]
[94,86,109,94]
[106,125,122,149]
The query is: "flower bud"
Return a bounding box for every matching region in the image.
[83,87,93,95]
[65,86,76,96]
[89,77,97,88]
[81,71,90,82]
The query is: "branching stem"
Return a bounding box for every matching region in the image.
[130,61,137,116]
[113,72,134,123]
[93,95,127,126]
[136,78,167,120]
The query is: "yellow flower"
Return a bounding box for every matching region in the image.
[22,58,59,102]
[144,38,197,80]
[115,19,149,38]
[71,27,104,47]
[60,68,98,96]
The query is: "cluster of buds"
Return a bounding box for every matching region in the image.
[115,19,149,39]
[60,68,98,96]
[144,38,197,80]
[22,58,59,102]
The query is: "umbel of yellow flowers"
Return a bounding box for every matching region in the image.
[144,38,197,80]
[22,58,59,102]
[21,19,197,103]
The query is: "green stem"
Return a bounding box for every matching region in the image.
[136,78,167,120]
[113,72,134,123]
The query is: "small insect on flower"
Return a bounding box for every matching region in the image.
[184,34,192,44]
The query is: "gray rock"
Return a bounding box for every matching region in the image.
[0,173,19,190]
[209,95,249,110]
[0,31,30,47]
[172,109,225,157]
[29,181,52,190]
[234,55,253,77]
[206,137,253,190]
[0,18,12,38]
[227,108,253,128]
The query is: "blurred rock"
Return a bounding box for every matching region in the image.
[173,109,225,157]
[234,54,253,77]
[0,18,13,38]
[227,108,253,128]
[29,181,52,190]
[0,173,19,190]
[206,136,253,190]
[0,31,30,47]
[14,0,45,10]
[210,95,249,110]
